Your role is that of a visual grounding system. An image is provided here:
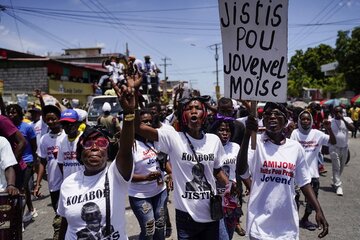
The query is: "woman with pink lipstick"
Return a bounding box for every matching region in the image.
[135,94,229,240]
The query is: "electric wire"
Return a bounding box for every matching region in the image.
[9,0,24,52]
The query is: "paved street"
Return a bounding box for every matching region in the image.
[23,138,360,240]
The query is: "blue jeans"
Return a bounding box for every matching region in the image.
[219,218,230,240]
[175,209,219,240]
[129,190,167,240]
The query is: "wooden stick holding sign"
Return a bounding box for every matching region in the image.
[250,101,257,150]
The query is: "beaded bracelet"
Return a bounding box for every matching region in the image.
[124,113,135,122]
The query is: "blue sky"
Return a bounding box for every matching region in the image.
[1,0,359,97]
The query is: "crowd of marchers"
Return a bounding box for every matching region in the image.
[1,71,359,240]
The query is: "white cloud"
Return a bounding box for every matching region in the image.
[0,31,46,52]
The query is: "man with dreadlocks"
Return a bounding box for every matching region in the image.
[135,93,229,240]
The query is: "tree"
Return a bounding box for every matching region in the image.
[302,44,335,80]
[335,27,360,93]
[287,45,335,98]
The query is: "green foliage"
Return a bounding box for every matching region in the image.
[335,27,360,93]
[288,45,335,97]
[288,26,360,97]
[322,73,346,96]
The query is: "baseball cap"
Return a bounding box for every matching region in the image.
[60,109,79,123]
[257,108,264,113]
[102,102,111,112]
[74,108,88,122]
[28,105,42,113]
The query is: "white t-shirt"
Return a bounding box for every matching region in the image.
[0,137,18,191]
[244,134,311,240]
[133,59,144,73]
[330,117,353,148]
[32,117,49,146]
[57,133,84,179]
[163,112,176,126]
[156,128,225,223]
[37,130,66,192]
[128,140,166,198]
[290,129,329,178]
[57,161,132,240]
[216,142,239,195]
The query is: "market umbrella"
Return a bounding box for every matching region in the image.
[351,94,360,104]
[319,99,328,105]
[339,98,350,106]
[323,98,340,106]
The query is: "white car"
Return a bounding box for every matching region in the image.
[86,96,122,126]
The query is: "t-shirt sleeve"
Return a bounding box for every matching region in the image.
[213,139,225,169]
[289,130,297,140]
[27,124,36,140]
[57,142,64,164]
[37,136,47,158]
[108,159,133,184]
[155,128,176,154]
[344,117,353,124]
[295,144,311,187]
[0,138,17,170]
[57,185,66,217]
[319,131,330,146]
[0,116,18,138]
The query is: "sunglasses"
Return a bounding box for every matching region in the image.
[82,137,109,150]
[263,110,286,118]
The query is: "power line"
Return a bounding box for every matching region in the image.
[3,4,217,14]
[3,9,75,48]
[290,0,345,51]
[9,0,24,52]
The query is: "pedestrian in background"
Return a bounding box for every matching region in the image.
[329,105,355,196]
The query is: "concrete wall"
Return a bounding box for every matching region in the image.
[0,67,48,93]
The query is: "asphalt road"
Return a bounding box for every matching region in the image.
[22,137,360,240]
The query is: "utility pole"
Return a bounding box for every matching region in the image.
[159,57,171,104]
[125,43,129,57]
[208,43,221,100]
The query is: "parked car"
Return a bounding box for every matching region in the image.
[86,95,122,126]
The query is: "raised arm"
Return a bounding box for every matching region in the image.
[236,116,257,183]
[342,117,355,132]
[323,119,336,145]
[115,76,136,181]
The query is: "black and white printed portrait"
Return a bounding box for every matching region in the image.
[76,202,113,240]
[185,163,212,192]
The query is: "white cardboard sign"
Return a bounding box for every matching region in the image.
[219,0,288,102]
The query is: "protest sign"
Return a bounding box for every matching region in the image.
[219,0,288,102]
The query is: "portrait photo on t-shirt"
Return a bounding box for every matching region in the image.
[185,163,211,192]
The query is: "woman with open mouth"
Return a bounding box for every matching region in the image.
[135,94,229,240]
